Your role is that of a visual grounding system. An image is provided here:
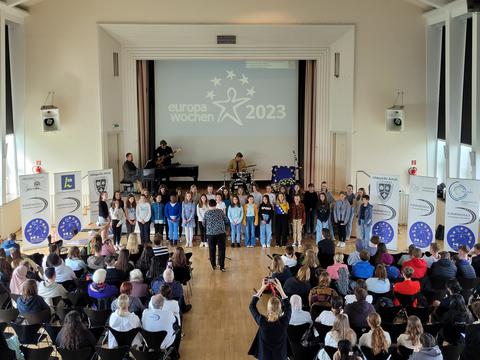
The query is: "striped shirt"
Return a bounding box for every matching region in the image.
[153,245,169,257]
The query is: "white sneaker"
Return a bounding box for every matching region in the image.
[267,244,271,248]
[339,242,346,248]
[262,245,267,248]
[298,244,302,247]
[205,243,208,247]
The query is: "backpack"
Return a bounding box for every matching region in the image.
[336,267,350,296]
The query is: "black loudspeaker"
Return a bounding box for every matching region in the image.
[468,0,480,12]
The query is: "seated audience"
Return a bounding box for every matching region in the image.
[365,264,390,294]
[47,253,76,286]
[397,315,423,351]
[152,234,169,257]
[432,278,462,320]
[111,281,145,313]
[316,295,343,326]
[462,301,480,360]
[37,267,68,307]
[105,255,127,286]
[393,266,420,307]
[126,233,141,263]
[129,269,149,298]
[101,238,116,257]
[326,252,349,281]
[88,269,118,302]
[65,246,88,273]
[155,284,181,325]
[281,245,297,268]
[11,248,37,270]
[440,294,474,344]
[333,340,362,360]
[344,287,375,328]
[87,241,105,270]
[43,243,62,268]
[358,313,391,356]
[171,246,192,283]
[151,268,192,313]
[471,243,480,277]
[142,294,177,349]
[402,247,427,279]
[283,266,311,304]
[289,294,312,326]
[386,263,401,280]
[422,242,440,268]
[308,271,338,307]
[303,249,321,287]
[409,333,442,360]
[0,258,13,287]
[249,278,290,360]
[372,242,393,266]
[16,279,50,314]
[344,280,373,305]
[270,255,292,285]
[56,311,97,356]
[456,245,476,279]
[324,314,357,348]
[108,294,142,348]
[351,250,374,279]
[397,244,416,266]
[347,240,364,267]
[1,233,19,257]
[136,244,154,275]
[367,235,380,257]
[317,229,335,267]
[116,249,134,274]
[9,263,28,295]
[431,251,457,279]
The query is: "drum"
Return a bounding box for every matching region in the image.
[237,171,252,184]
[230,179,247,194]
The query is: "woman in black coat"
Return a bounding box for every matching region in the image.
[249,278,291,360]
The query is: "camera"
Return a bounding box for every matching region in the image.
[264,276,275,285]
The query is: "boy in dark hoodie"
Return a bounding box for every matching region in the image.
[409,333,442,360]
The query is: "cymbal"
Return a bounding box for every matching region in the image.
[244,164,257,168]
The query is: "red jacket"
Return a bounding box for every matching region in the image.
[289,202,306,224]
[393,279,421,307]
[402,257,428,279]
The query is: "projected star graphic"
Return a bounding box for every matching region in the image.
[213,88,250,126]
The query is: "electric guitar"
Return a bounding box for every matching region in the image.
[156,148,182,167]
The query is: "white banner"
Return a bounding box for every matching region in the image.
[19,173,51,250]
[88,169,113,223]
[370,174,400,250]
[407,176,438,249]
[444,178,480,251]
[54,171,83,241]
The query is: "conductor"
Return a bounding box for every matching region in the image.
[203,199,229,272]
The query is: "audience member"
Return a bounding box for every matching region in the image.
[367,235,380,257]
[423,243,440,268]
[402,247,427,279]
[156,284,181,325]
[151,268,192,313]
[315,295,343,326]
[1,233,19,257]
[289,294,312,325]
[397,315,423,351]
[56,311,97,356]
[462,301,480,359]
[372,242,393,266]
[332,340,362,360]
[281,245,297,268]
[344,287,375,328]
[283,266,311,304]
[352,250,374,279]
[171,247,191,283]
[308,271,338,307]
[344,280,373,305]
[136,244,154,275]
[111,281,145,313]
[440,293,474,344]
[129,269,149,298]
[409,333,442,360]
[347,240,364,267]
[358,313,391,356]
[303,249,321,287]
[88,269,118,302]
[327,252,349,281]
[365,264,390,294]
[101,238,116,257]
[37,267,68,307]
[87,241,105,270]
[107,294,142,348]
[270,255,292,285]
[456,245,476,279]
[65,246,87,273]
[398,244,416,266]
[471,243,480,277]
[431,251,457,279]
[105,255,127,286]
[16,279,50,314]
[116,249,134,274]
[317,229,335,267]
[0,258,12,287]
[394,266,420,307]
[152,234,169,257]
[9,264,28,295]
[324,314,357,348]
[142,294,177,349]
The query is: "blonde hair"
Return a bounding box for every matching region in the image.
[318,271,331,288]
[126,234,139,255]
[334,252,344,264]
[271,255,285,274]
[331,314,357,345]
[117,294,130,316]
[297,266,311,282]
[368,313,389,355]
[303,249,319,268]
[267,296,282,322]
[405,316,423,348]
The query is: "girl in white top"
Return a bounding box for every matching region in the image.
[108,294,142,348]
[197,194,209,247]
[358,313,391,355]
[396,315,423,351]
[251,184,263,208]
[316,295,343,327]
[365,264,391,294]
[215,193,227,213]
[323,314,357,349]
[65,246,87,272]
[136,195,152,223]
[289,294,312,326]
[110,199,126,248]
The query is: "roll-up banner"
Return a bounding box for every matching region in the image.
[88,169,113,223]
[19,173,51,250]
[407,175,438,249]
[444,178,480,251]
[370,174,400,250]
[54,171,83,241]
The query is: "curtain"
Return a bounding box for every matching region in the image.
[303,60,317,188]
[136,60,150,167]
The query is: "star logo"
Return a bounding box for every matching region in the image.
[246,87,256,97]
[206,91,216,100]
[226,70,236,79]
[210,77,221,87]
[213,87,250,126]
[239,74,249,85]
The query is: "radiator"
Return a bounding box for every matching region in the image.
[399,191,409,226]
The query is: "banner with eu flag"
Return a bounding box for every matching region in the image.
[54,171,82,241]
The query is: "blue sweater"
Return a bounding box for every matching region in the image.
[151,202,165,222]
[352,260,374,279]
[165,202,182,221]
[228,206,244,224]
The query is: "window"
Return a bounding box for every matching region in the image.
[436,139,446,184]
[437,25,446,140]
[459,144,473,179]
[461,18,472,145]
[5,134,17,198]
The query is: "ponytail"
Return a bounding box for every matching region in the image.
[368,313,388,355]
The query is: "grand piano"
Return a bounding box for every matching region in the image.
[136,163,199,190]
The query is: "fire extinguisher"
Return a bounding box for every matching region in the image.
[408,160,417,176]
[32,160,42,174]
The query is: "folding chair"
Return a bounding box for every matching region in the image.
[20,345,53,360]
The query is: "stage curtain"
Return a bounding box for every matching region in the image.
[136,60,150,167]
[303,60,317,188]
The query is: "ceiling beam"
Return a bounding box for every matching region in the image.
[417,0,451,9]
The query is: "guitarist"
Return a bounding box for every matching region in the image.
[155,140,174,167]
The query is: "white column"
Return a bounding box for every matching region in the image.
[445,15,466,179]
[472,14,480,179]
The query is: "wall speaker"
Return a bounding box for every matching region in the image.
[385,106,405,132]
[41,105,60,132]
[468,0,480,12]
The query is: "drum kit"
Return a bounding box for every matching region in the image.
[219,164,257,194]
